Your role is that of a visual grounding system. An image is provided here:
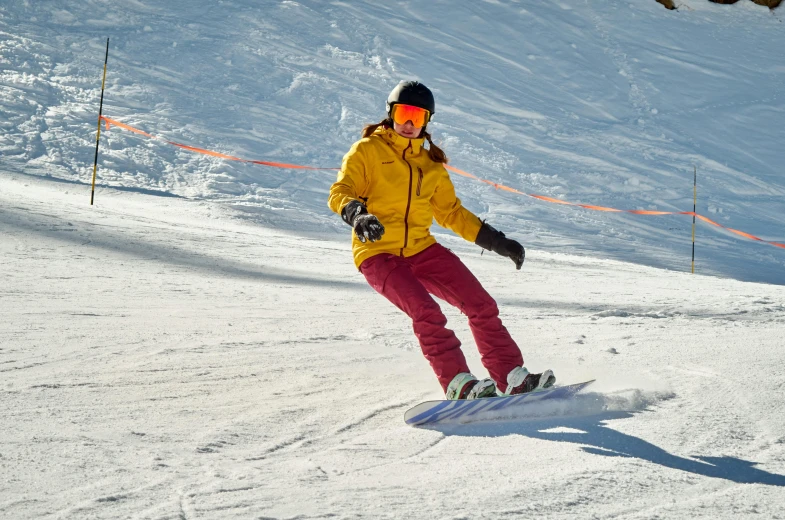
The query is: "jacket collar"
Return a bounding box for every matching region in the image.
[375,126,424,155]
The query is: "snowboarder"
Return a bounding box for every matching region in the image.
[328,80,555,400]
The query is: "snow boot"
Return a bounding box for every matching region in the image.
[504,366,555,396]
[445,373,497,400]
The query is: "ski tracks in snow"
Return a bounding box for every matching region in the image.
[590,11,652,119]
[160,397,427,518]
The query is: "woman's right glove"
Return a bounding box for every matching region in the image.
[475,222,525,270]
[342,200,385,243]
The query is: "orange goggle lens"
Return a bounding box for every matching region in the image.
[390,104,430,128]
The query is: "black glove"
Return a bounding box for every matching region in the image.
[341,200,385,243]
[475,222,525,270]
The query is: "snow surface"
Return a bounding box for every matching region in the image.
[2,0,784,282]
[2,0,785,518]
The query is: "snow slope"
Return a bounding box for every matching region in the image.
[3,173,785,519]
[2,1,785,518]
[1,0,784,282]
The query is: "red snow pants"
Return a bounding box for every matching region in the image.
[359,243,523,393]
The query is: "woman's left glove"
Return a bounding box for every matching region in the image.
[342,200,385,243]
[475,222,525,270]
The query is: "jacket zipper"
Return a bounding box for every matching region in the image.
[401,141,413,256]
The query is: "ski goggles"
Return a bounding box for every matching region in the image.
[390,103,431,128]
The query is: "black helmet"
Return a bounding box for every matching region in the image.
[386,80,435,116]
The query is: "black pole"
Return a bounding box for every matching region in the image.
[90,37,109,205]
[691,166,697,273]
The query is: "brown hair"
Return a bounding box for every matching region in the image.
[362,118,448,164]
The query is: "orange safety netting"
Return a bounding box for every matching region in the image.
[100,116,785,251]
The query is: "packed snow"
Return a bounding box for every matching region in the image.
[2,0,785,518]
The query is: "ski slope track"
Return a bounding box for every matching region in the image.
[2,1,785,518]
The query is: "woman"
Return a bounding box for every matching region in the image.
[328,80,555,400]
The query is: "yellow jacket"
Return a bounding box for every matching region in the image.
[328,126,483,269]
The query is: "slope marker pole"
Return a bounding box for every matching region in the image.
[691,165,697,274]
[90,37,109,205]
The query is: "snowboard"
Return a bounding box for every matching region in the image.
[404,379,595,426]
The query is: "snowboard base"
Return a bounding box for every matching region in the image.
[404,380,595,426]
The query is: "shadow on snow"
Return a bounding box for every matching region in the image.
[431,411,785,487]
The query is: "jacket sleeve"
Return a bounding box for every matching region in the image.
[431,166,483,242]
[328,139,372,216]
